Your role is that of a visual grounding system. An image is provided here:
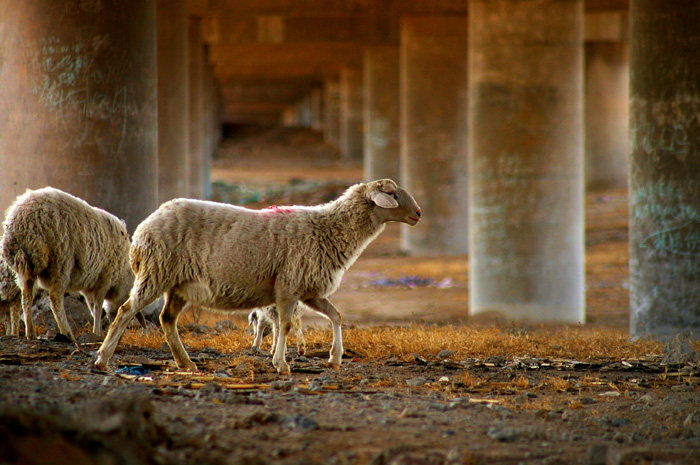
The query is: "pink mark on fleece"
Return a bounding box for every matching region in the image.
[265,205,294,214]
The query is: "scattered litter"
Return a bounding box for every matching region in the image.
[360,275,455,289]
[115,365,151,376]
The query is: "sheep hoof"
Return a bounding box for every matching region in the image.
[180,362,198,372]
[328,361,341,371]
[93,360,108,372]
[250,347,270,356]
[274,361,291,375]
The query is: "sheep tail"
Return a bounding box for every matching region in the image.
[4,236,50,278]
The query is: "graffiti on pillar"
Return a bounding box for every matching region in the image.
[631,97,700,261]
[631,117,698,163]
[22,32,133,157]
[633,181,700,257]
[370,119,390,150]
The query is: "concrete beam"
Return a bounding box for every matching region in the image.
[205,0,468,16]
[211,43,362,82]
[205,14,399,45]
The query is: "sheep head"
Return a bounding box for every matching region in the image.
[366,179,422,226]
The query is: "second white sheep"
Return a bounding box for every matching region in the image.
[1,187,136,341]
[248,303,306,355]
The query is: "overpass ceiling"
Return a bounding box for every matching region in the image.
[195,0,629,123]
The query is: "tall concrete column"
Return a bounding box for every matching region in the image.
[310,88,323,132]
[585,42,629,190]
[0,0,157,233]
[157,0,189,204]
[339,66,363,161]
[202,54,214,200]
[364,45,400,183]
[629,2,700,339]
[323,78,341,149]
[400,16,468,255]
[188,17,205,199]
[468,1,585,323]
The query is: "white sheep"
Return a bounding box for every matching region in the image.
[248,303,306,355]
[95,178,421,374]
[1,187,136,341]
[0,257,21,336]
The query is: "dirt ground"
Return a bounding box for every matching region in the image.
[1,127,699,465]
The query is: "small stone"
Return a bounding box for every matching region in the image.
[580,397,596,405]
[406,377,426,387]
[437,350,455,359]
[639,393,656,404]
[398,408,424,418]
[438,376,450,383]
[270,379,295,390]
[671,384,693,392]
[427,402,448,412]
[487,404,512,419]
[662,330,699,365]
[483,355,505,365]
[601,416,629,428]
[600,391,621,397]
[307,381,323,391]
[586,444,609,465]
[280,414,319,431]
[487,426,520,442]
[199,381,223,395]
[449,397,472,409]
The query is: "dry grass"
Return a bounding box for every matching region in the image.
[120,322,663,362]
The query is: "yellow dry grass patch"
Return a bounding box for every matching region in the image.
[120,323,663,362]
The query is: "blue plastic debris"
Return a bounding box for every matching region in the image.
[115,365,151,376]
[369,276,435,288]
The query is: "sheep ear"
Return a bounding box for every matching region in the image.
[370,190,398,209]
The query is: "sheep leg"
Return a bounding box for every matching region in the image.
[160,292,197,372]
[272,298,297,375]
[304,297,343,369]
[270,317,278,354]
[95,290,156,370]
[48,289,76,343]
[134,311,148,329]
[293,312,306,356]
[83,294,104,337]
[9,301,21,337]
[20,280,35,339]
[104,301,148,330]
[252,315,265,351]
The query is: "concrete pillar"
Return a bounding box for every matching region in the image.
[0,0,157,233]
[310,88,323,132]
[585,42,629,190]
[282,106,296,127]
[629,2,700,340]
[202,54,214,199]
[364,45,400,183]
[340,66,363,160]
[157,0,189,204]
[324,78,341,149]
[468,0,585,323]
[188,17,204,199]
[400,17,468,255]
